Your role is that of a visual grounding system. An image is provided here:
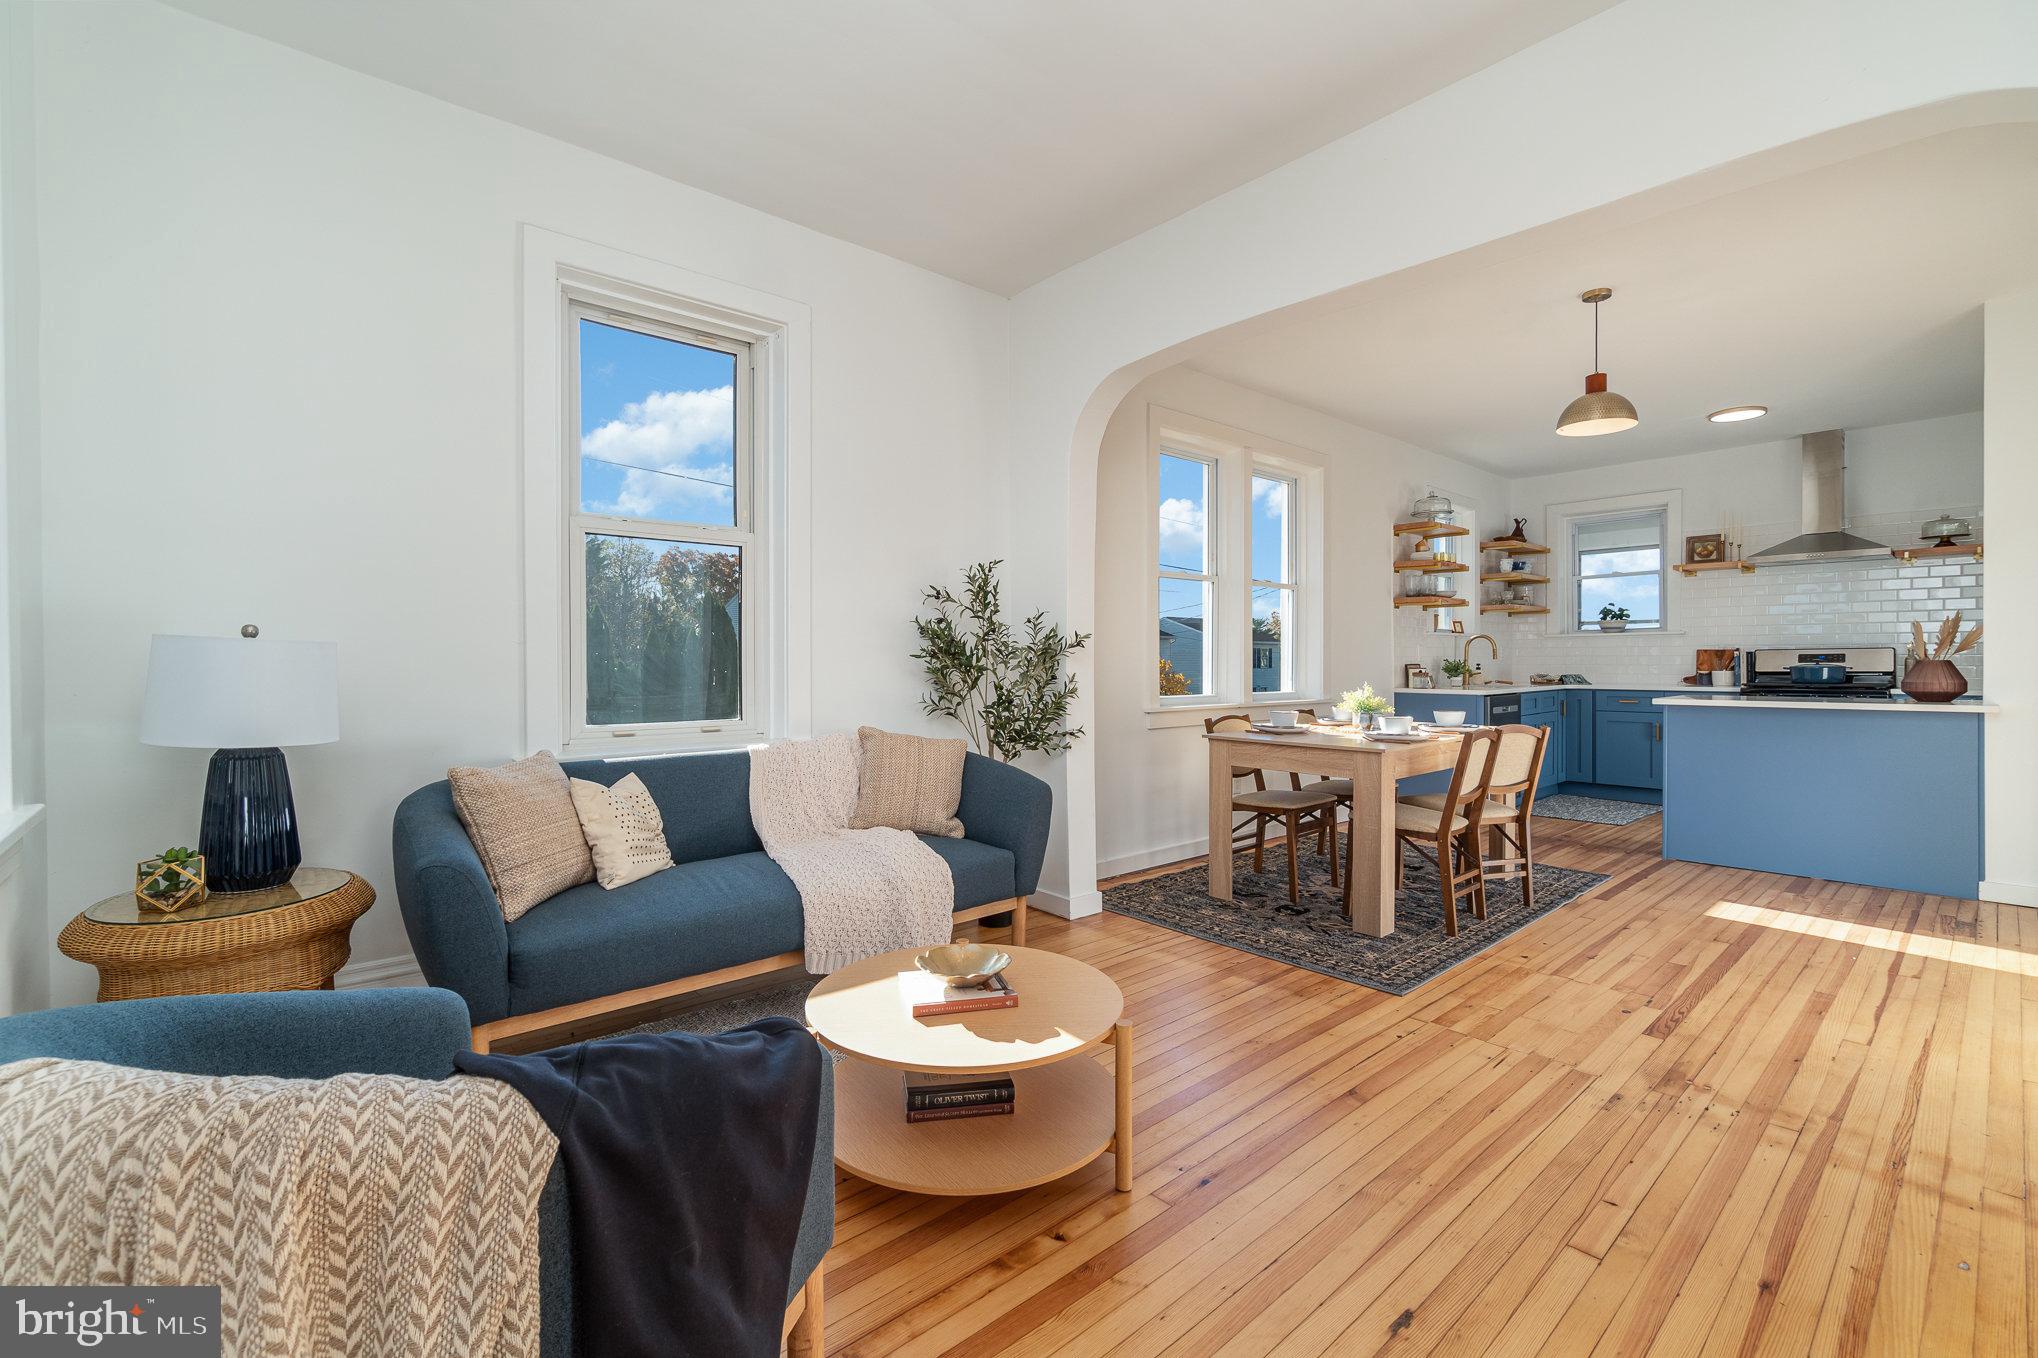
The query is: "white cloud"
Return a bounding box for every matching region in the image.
[1158,496,1206,567]
[582,385,735,520]
[1253,478,1288,512]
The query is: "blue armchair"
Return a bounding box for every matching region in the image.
[394,747,1053,1051]
[0,988,834,1357]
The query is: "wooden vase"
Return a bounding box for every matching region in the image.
[1900,659,1967,703]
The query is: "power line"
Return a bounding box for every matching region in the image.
[582,454,733,492]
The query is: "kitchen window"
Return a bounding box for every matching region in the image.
[1572,509,1667,630]
[1148,408,1324,710]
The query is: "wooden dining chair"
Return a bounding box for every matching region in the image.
[1204,714,1341,903]
[1400,723,1549,911]
[1391,727,1501,936]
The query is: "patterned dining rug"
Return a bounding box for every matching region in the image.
[1105,835,1611,995]
[1533,794,1660,826]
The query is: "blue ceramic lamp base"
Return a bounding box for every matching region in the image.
[198,746,302,892]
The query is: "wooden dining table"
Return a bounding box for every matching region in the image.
[1203,722,1469,937]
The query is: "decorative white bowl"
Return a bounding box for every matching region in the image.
[914,942,1011,989]
[1432,710,1468,726]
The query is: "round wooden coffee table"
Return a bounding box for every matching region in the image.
[805,945,1132,1196]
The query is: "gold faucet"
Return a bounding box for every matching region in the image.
[1460,633,1498,688]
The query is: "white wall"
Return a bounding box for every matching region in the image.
[1983,291,2038,907]
[1463,413,1985,689]
[1092,366,1502,876]
[30,2,1011,1001]
[1,0,49,1016]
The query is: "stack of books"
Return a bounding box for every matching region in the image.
[904,1070,1015,1123]
[908,971,1018,1018]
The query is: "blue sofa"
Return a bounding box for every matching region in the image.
[0,987,835,1356]
[394,748,1052,1050]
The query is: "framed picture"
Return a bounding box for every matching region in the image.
[1403,663,1429,689]
[1685,532,1725,565]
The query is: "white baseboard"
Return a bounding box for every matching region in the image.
[1030,887,1103,919]
[1981,879,2038,908]
[334,953,427,989]
[1098,838,1208,880]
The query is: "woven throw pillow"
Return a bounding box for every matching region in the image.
[447,751,594,921]
[568,773,675,890]
[848,727,966,838]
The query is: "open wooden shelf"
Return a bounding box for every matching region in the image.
[1481,572,1548,584]
[1393,559,1468,573]
[1672,559,1756,576]
[1481,603,1550,616]
[1482,539,1550,554]
[1891,542,1982,563]
[1392,520,1470,539]
[1394,595,1469,609]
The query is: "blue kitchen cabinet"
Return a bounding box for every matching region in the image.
[1558,691,1593,783]
[1593,693,1663,789]
[1391,691,1482,797]
[1519,690,1561,781]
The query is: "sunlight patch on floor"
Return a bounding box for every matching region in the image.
[1706,899,2033,974]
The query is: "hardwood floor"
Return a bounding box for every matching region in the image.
[823,814,2035,1356]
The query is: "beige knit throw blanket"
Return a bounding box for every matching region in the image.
[0,1057,558,1358]
[750,731,954,973]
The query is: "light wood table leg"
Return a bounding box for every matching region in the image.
[1207,741,1234,902]
[1111,1021,1133,1192]
[1349,755,1398,936]
[787,1260,824,1355]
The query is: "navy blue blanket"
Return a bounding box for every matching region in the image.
[457,1018,822,1358]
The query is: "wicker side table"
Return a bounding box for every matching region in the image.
[58,867,375,1001]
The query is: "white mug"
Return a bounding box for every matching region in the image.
[1374,713,1416,735]
[1265,709,1299,728]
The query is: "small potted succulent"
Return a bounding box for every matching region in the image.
[1338,683,1393,728]
[1438,658,1472,688]
[135,846,207,913]
[1597,604,1631,633]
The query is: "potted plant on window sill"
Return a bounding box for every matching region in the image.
[1597,604,1631,633]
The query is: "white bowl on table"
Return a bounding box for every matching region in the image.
[1431,710,1468,727]
[1373,713,1416,736]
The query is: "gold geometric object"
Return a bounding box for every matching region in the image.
[135,854,208,913]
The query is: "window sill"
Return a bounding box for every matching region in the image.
[1145,697,1333,730]
[1543,628,1687,640]
[561,729,769,761]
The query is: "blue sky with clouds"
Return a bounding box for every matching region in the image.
[579,319,736,526]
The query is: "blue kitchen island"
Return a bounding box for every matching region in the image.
[1655,693,1995,899]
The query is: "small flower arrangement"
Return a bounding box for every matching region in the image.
[1338,684,1393,726]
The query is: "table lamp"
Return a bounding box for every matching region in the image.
[140,627,339,892]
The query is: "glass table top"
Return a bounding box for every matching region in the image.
[86,866,352,926]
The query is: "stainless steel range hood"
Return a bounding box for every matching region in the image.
[1747,430,1889,566]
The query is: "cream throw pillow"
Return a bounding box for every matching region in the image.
[447,751,594,922]
[568,773,675,890]
[848,727,966,838]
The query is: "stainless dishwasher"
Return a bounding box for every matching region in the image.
[1486,694,1521,725]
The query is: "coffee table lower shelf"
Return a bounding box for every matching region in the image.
[833,1053,1118,1196]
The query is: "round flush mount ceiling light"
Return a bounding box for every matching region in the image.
[1555,288,1639,437]
[1707,405,1768,423]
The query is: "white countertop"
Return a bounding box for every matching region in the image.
[1653,693,1998,715]
[1392,682,1692,696]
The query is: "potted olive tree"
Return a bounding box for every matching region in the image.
[912,561,1090,761]
[1598,604,1631,633]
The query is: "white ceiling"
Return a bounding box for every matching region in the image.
[162,0,1618,295]
[1189,124,2038,475]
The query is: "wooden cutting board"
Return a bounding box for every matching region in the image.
[1697,648,1738,674]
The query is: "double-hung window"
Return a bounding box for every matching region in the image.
[1150,411,1322,708]
[569,299,758,738]
[1156,451,1214,700]
[1573,509,1666,630]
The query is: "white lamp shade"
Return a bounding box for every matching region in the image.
[140,634,340,749]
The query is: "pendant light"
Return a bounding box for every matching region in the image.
[1555,287,1639,437]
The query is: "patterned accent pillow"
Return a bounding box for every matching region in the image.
[848,727,966,838]
[447,751,595,921]
[568,773,676,890]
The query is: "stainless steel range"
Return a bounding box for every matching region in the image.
[1741,646,1899,701]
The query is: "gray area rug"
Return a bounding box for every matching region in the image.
[613,976,822,1041]
[1533,794,1660,826]
[1104,832,1610,995]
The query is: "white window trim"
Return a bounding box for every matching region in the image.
[521,225,811,758]
[1544,489,1682,637]
[1144,406,1326,713]
[1153,445,1218,706]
